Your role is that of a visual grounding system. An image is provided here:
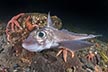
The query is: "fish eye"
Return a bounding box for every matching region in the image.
[37,31,46,38]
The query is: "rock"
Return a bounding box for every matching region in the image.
[30,49,82,72]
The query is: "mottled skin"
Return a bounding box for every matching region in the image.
[5,13,62,62]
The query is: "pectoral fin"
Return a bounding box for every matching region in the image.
[59,40,93,51]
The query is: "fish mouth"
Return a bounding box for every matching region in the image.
[22,42,44,52]
[22,35,43,52]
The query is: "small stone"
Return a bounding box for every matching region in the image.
[66,68,72,72]
[95,53,101,65]
[24,67,30,72]
[79,58,87,64]
[82,65,87,69]
[86,68,93,72]
[13,69,18,72]
[13,64,20,69]
[0,48,4,53]
[85,62,95,70]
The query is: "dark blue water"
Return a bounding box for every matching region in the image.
[0,0,107,41]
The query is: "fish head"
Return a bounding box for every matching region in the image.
[22,12,59,52]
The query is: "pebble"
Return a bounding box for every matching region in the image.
[95,53,101,65]
[85,62,95,70]
[79,58,88,64]
[0,65,9,72]
[66,68,72,72]
[13,64,20,69]
[13,69,18,72]
[0,48,4,53]
[86,68,93,72]
[24,67,31,72]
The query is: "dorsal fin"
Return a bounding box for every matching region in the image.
[47,12,53,27]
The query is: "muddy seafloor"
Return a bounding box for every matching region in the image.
[0,23,108,72]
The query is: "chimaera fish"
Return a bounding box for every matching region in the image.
[22,12,101,62]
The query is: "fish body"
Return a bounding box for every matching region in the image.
[22,13,101,52]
